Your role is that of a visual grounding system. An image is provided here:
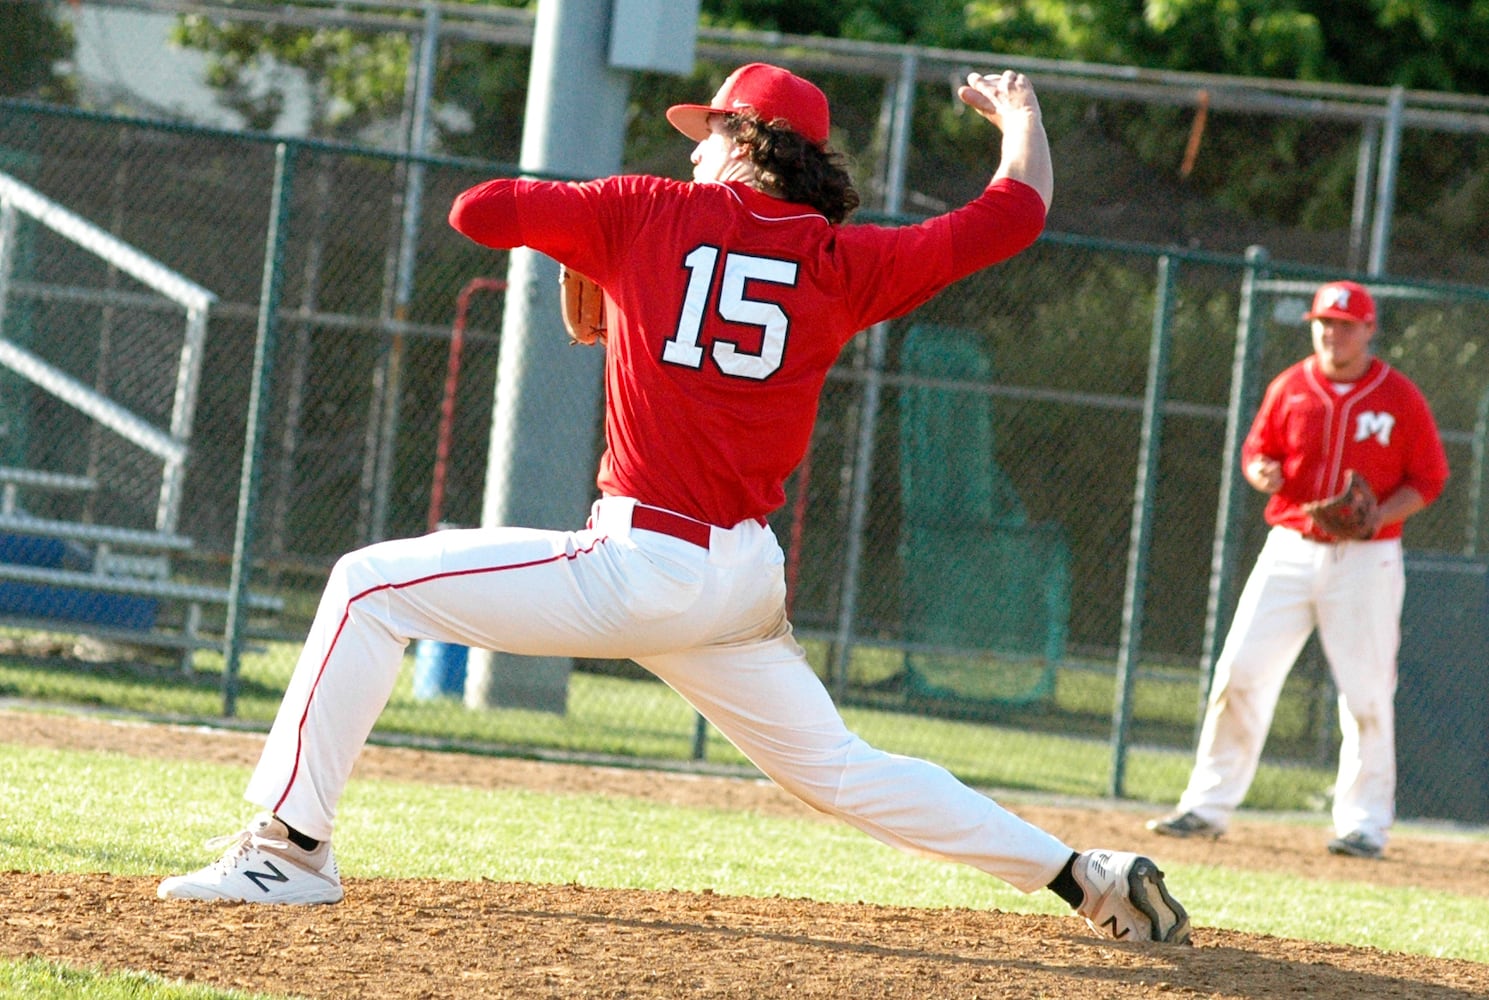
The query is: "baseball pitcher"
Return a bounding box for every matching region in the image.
[159,63,1189,945]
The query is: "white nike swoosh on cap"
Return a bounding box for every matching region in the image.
[731,100,751,108]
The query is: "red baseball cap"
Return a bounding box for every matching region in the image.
[666,63,830,146]
[1303,280,1376,324]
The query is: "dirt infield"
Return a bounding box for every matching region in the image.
[6,711,1489,998]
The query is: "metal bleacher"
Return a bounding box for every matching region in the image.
[0,171,281,667]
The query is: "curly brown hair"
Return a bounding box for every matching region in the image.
[722,112,861,224]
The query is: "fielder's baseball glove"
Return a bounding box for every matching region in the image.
[1304,470,1379,540]
[559,266,607,347]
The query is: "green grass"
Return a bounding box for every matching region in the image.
[1,736,1487,1000]
[0,635,1339,813]
[0,959,282,999]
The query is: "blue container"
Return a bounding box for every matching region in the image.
[412,639,468,700]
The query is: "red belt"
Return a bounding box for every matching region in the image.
[631,504,712,549]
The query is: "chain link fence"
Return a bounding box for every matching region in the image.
[4,8,1489,819]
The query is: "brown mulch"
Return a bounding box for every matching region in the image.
[5,710,1489,999]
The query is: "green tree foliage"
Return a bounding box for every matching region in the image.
[431,42,527,163]
[168,1,535,150]
[1,1,75,102]
[702,0,969,46]
[703,0,1489,92]
[163,1,1489,167]
[966,0,1489,92]
[954,0,1489,231]
[161,0,1489,244]
[170,14,411,135]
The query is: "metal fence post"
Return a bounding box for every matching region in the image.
[1197,245,1270,732]
[0,200,15,344]
[1367,86,1405,277]
[223,141,297,717]
[1469,386,1489,556]
[1109,254,1177,797]
[1347,121,1379,273]
[827,49,917,698]
[360,2,443,546]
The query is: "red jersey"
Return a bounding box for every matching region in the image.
[1242,356,1449,541]
[449,174,1045,526]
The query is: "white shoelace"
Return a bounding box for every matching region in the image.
[203,823,292,873]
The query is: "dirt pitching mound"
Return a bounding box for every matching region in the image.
[4,711,1488,998]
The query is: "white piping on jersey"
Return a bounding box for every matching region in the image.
[1305,358,1393,496]
[704,180,829,225]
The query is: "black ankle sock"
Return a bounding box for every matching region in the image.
[279,820,320,852]
[1047,852,1083,909]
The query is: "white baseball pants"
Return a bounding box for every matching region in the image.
[246,495,1075,892]
[1177,526,1404,843]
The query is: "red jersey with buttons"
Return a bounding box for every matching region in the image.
[449,174,1045,527]
[1242,356,1449,540]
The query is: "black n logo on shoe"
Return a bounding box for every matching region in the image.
[244,860,290,893]
[1101,915,1130,939]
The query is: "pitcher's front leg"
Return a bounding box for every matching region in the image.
[245,539,433,839]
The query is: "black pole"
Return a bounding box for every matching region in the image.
[223,141,296,716]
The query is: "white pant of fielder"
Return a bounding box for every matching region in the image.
[246,496,1074,892]
[1177,526,1404,844]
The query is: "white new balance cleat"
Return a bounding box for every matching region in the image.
[1073,849,1191,944]
[157,812,344,904]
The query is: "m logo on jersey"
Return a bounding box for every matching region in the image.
[1355,411,1395,446]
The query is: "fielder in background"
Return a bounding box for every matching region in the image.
[1149,280,1449,860]
[157,61,1190,945]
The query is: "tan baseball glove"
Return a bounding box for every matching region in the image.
[1304,470,1379,540]
[559,266,607,347]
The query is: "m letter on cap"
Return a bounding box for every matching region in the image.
[1320,286,1352,313]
